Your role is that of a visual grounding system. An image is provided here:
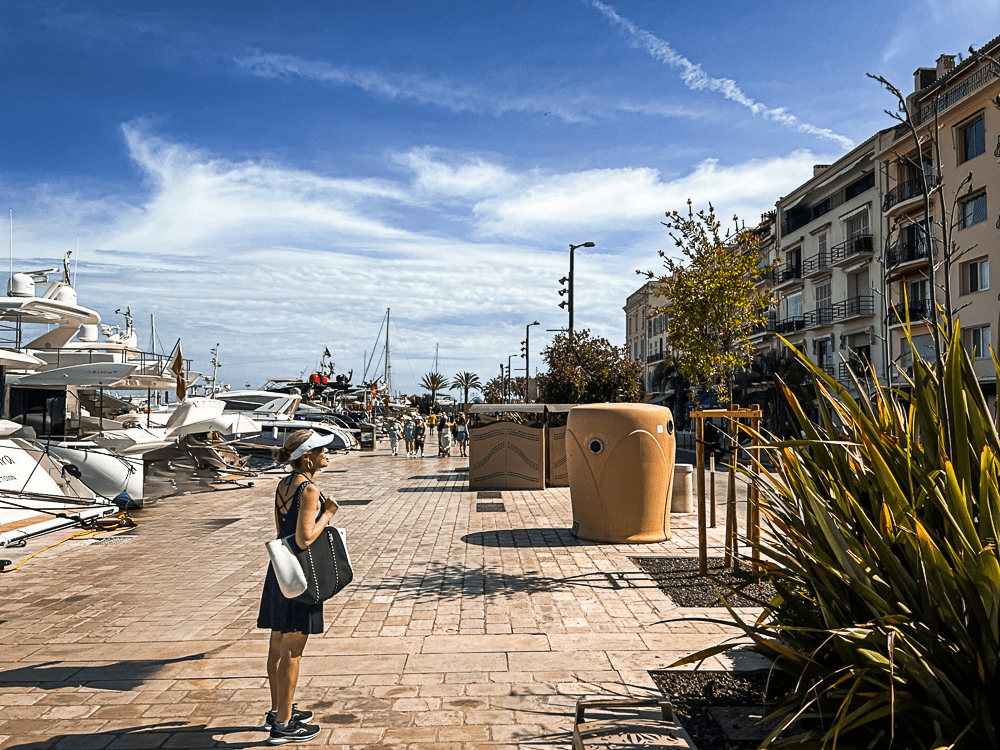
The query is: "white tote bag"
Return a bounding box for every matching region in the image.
[265,536,308,598]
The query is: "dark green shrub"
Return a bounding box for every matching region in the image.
[681,325,999,748]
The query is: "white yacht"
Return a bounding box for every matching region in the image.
[213,391,358,453]
[0,419,118,548]
[0,258,208,519]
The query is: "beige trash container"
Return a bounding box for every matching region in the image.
[566,403,675,543]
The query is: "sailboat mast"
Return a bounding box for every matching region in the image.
[384,307,391,397]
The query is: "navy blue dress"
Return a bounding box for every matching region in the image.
[257,476,325,634]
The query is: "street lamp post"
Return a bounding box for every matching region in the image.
[564,242,595,345]
[507,354,516,403]
[524,321,539,402]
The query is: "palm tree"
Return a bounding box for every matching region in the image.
[420,372,447,405]
[449,372,482,407]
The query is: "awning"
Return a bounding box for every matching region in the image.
[839,203,871,222]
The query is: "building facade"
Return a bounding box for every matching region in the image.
[624,280,668,394]
[626,38,1000,402]
[763,135,886,389]
[873,45,1000,396]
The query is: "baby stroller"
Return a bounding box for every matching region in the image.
[438,426,453,457]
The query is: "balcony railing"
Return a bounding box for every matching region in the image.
[892,64,997,139]
[889,298,934,326]
[804,306,836,328]
[886,239,931,269]
[831,234,873,264]
[817,363,835,378]
[773,315,805,334]
[646,350,666,364]
[751,313,777,336]
[802,296,875,329]
[839,359,871,381]
[755,267,776,284]
[802,253,830,276]
[882,178,927,212]
[835,295,875,319]
[775,265,802,284]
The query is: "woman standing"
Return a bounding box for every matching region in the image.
[258,429,339,744]
[454,415,469,457]
[413,419,426,457]
[387,419,400,456]
[402,419,415,457]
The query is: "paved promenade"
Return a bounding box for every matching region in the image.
[0,439,758,749]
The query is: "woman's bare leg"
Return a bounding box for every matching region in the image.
[267,630,310,723]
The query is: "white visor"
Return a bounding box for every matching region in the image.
[290,431,336,460]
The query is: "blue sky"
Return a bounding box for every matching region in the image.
[2,0,997,395]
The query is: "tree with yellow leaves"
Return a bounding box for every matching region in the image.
[642,201,772,404]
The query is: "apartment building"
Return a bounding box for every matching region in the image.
[873,43,1000,396]
[624,280,668,393]
[761,136,885,388]
[625,36,1000,401]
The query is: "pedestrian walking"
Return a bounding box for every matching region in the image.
[387,419,400,456]
[454,415,469,457]
[257,429,339,745]
[414,420,426,457]
[439,422,452,457]
[402,419,415,457]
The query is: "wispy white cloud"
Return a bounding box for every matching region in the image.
[233,51,597,123]
[10,128,824,392]
[396,147,827,240]
[233,50,711,126]
[587,0,855,150]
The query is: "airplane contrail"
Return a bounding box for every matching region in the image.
[587,1,855,149]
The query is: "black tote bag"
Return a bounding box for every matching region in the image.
[292,526,354,604]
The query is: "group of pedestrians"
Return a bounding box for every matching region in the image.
[385,413,469,457]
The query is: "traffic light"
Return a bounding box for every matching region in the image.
[520,339,527,357]
[558,275,570,309]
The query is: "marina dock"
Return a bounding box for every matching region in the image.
[0,442,761,749]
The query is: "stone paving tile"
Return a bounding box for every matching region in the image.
[0,440,756,748]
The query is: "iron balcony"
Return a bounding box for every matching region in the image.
[886,239,931,269]
[803,296,875,329]
[830,234,873,264]
[802,253,830,277]
[889,298,934,326]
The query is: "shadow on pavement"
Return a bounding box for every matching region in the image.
[462,528,584,547]
[367,560,658,601]
[397,486,468,493]
[0,652,216,691]
[1,721,264,749]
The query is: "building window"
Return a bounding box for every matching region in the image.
[963,258,989,294]
[961,117,985,163]
[846,210,869,239]
[961,193,988,228]
[815,338,832,368]
[844,172,875,200]
[963,325,991,360]
[814,282,831,306]
[787,293,803,320]
[908,278,930,302]
[817,232,827,260]
[899,333,935,374]
[811,198,831,221]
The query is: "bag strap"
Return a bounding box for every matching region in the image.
[276,474,312,516]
